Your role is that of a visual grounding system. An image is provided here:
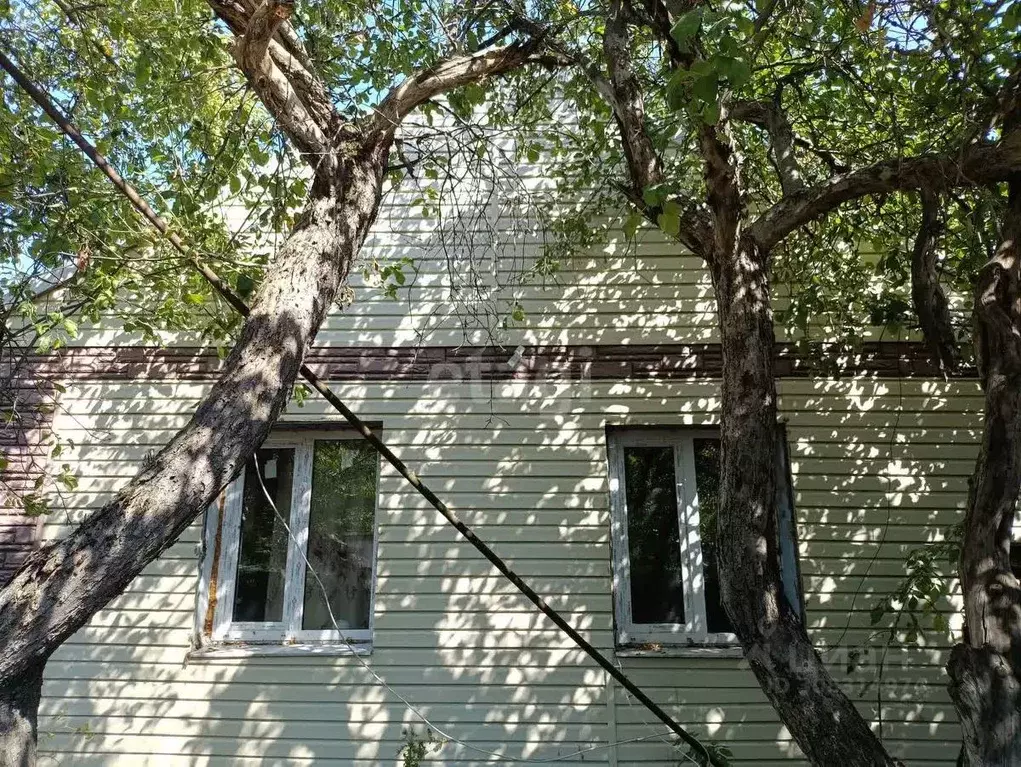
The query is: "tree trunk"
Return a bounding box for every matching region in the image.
[910,188,958,374]
[715,234,900,766]
[0,139,391,765]
[947,177,1021,765]
[0,664,42,767]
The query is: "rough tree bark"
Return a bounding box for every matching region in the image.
[0,2,550,765]
[714,234,901,767]
[946,174,1021,765]
[0,150,390,767]
[943,77,1021,766]
[0,665,42,767]
[910,188,958,375]
[700,105,902,766]
[587,0,1021,761]
[592,4,902,761]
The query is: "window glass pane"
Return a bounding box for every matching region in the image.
[692,438,733,634]
[623,445,685,625]
[303,440,378,631]
[232,448,294,623]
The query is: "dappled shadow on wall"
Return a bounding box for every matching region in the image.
[35,198,978,764]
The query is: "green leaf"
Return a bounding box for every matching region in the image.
[665,68,688,111]
[717,56,752,88]
[1006,3,1021,30]
[623,211,643,239]
[719,33,740,58]
[642,185,667,207]
[691,72,719,104]
[670,9,702,49]
[134,57,150,87]
[236,275,256,298]
[23,495,50,518]
[656,200,682,237]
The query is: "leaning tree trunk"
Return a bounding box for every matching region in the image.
[947,177,1021,766]
[714,234,901,766]
[0,664,42,767]
[0,139,391,767]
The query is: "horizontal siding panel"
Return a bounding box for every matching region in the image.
[44,645,951,675]
[38,679,949,709]
[37,222,978,765]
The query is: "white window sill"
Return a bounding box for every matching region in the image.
[616,644,744,659]
[187,643,373,661]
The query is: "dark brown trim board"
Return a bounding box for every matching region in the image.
[0,379,52,585]
[20,342,978,382]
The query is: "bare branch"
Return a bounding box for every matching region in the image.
[909,188,957,375]
[748,134,1021,250]
[364,38,550,142]
[731,98,805,196]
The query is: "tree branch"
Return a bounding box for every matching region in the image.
[624,0,734,258]
[364,38,550,142]
[947,176,1021,762]
[910,188,958,375]
[790,134,850,175]
[266,38,335,127]
[505,12,619,110]
[602,0,711,254]
[502,5,710,253]
[945,69,1021,765]
[603,0,661,194]
[748,134,1021,250]
[973,186,1021,390]
[731,98,805,196]
[208,0,336,167]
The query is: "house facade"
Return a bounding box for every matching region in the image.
[6,185,979,765]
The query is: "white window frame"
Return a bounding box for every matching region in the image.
[607,426,799,648]
[204,430,380,647]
